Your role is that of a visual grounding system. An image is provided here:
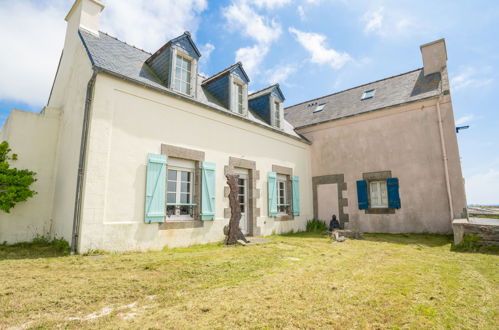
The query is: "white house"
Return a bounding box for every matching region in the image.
[0,0,467,253]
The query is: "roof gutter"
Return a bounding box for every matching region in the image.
[71,71,98,254]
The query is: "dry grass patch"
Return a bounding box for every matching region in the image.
[0,233,498,329]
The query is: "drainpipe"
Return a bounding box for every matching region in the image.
[436,96,454,222]
[71,71,98,254]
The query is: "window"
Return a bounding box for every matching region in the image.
[233,82,244,114]
[361,89,375,100]
[369,181,388,208]
[313,103,326,113]
[174,54,192,95]
[274,101,281,128]
[166,158,195,220]
[277,175,288,214]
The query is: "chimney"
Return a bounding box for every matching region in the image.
[420,38,448,76]
[65,0,104,36]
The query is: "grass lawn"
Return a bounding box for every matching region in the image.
[1,233,498,329]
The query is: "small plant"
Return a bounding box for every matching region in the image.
[0,141,37,213]
[306,219,327,232]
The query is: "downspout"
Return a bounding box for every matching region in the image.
[436,96,454,222]
[71,71,98,254]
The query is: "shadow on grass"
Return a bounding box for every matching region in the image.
[278,231,329,239]
[0,239,70,261]
[362,233,452,247]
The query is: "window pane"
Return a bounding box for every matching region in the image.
[179,205,190,215]
[239,187,244,194]
[240,205,245,213]
[238,178,244,186]
[180,182,190,193]
[180,171,191,182]
[167,205,176,216]
[167,193,176,204]
[239,195,244,204]
[380,181,388,206]
[180,193,190,204]
[168,170,177,181]
[167,181,177,193]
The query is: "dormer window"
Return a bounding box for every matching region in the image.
[146,32,201,97]
[232,81,244,114]
[174,54,192,95]
[274,101,281,128]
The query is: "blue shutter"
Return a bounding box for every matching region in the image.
[145,153,167,223]
[356,180,369,210]
[387,178,401,209]
[268,172,277,217]
[201,162,216,220]
[291,175,300,216]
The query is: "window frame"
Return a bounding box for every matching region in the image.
[369,180,388,209]
[233,81,244,114]
[277,174,289,215]
[173,52,193,96]
[166,164,195,221]
[361,89,376,100]
[274,100,281,128]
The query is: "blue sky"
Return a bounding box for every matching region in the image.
[0,0,498,204]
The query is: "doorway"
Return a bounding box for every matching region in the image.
[317,183,339,224]
[237,173,249,235]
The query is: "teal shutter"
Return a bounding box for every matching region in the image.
[145,153,167,223]
[268,172,277,217]
[387,178,401,209]
[201,162,216,220]
[291,175,300,216]
[356,180,368,210]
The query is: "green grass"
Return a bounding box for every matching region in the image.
[469,214,499,219]
[0,233,498,329]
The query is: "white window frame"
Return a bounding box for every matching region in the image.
[166,159,196,221]
[273,100,281,128]
[277,174,288,215]
[173,51,194,96]
[369,180,388,208]
[230,75,247,116]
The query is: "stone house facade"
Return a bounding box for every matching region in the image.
[0,0,467,252]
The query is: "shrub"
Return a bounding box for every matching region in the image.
[306,219,327,232]
[0,141,37,213]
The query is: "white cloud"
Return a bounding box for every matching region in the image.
[360,7,417,38]
[362,7,383,34]
[253,0,292,10]
[0,0,208,108]
[0,1,67,106]
[102,0,208,51]
[235,44,269,79]
[451,67,494,91]
[455,114,474,126]
[223,1,282,45]
[297,5,306,21]
[223,1,283,78]
[265,64,297,85]
[289,27,352,69]
[466,169,499,205]
[199,43,215,61]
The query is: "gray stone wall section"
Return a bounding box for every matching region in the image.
[272,165,293,176]
[312,174,349,227]
[161,144,206,228]
[224,157,260,236]
[362,170,395,215]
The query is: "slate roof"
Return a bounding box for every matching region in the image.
[284,68,442,129]
[78,29,303,140]
[249,84,285,101]
[202,62,249,84]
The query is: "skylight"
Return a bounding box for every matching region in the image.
[313,103,327,113]
[361,89,375,100]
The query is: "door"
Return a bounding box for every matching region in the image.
[238,173,249,235]
[317,183,339,224]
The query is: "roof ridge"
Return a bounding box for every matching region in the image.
[248,83,279,97]
[98,30,152,55]
[285,68,423,110]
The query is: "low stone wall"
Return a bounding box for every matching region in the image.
[452,219,499,245]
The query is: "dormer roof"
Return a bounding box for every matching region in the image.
[145,31,201,65]
[249,84,285,102]
[202,62,250,85]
